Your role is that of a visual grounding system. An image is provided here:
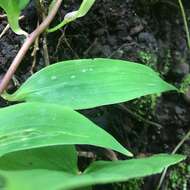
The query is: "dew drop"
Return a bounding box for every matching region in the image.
[21,137,28,141]
[82,69,87,73]
[51,76,57,80]
[70,75,76,79]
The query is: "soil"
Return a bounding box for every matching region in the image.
[0,0,190,189]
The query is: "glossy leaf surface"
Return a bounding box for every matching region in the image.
[0,154,185,190]
[4,59,176,110]
[0,103,132,157]
[0,0,29,35]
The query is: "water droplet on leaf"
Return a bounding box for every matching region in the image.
[51,76,57,80]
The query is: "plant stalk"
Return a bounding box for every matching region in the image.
[178,0,190,50]
[0,0,63,95]
[156,129,190,190]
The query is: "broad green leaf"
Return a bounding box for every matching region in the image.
[0,145,78,174]
[18,0,29,10]
[0,0,29,35]
[0,154,185,190]
[0,102,132,157]
[48,0,95,32]
[3,59,177,110]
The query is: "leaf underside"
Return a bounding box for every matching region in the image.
[0,102,132,157]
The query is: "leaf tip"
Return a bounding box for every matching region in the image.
[122,149,134,157]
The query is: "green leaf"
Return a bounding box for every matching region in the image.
[3,58,177,110]
[0,102,132,157]
[0,145,78,174]
[18,0,29,10]
[0,154,185,190]
[0,0,29,35]
[48,0,96,32]
[82,154,185,185]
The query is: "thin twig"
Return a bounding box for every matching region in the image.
[156,129,190,190]
[0,24,9,39]
[42,33,50,66]
[118,104,163,129]
[39,0,50,66]
[54,28,65,56]
[0,0,63,95]
[30,22,40,74]
[178,0,190,50]
[78,151,96,159]
[0,14,6,19]
[0,16,25,39]
[63,28,80,59]
[157,2,190,189]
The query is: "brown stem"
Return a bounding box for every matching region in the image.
[0,0,63,95]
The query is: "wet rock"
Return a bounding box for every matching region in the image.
[130,24,144,36]
[156,95,190,128]
[0,40,19,69]
[101,45,112,57]
[138,32,157,50]
[172,63,190,77]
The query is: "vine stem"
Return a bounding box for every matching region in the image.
[156,129,190,190]
[178,0,190,50]
[0,0,63,95]
[157,1,190,189]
